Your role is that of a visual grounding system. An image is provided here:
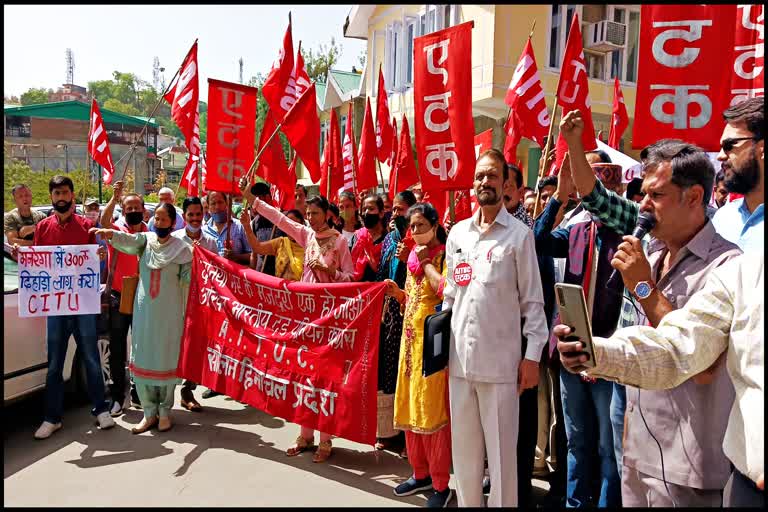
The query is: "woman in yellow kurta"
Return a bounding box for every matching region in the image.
[385,202,454,507]
[241,208,306,281]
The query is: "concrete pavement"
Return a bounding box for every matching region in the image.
[4,387,549,507]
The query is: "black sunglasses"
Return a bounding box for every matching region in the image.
[721,136,761,153]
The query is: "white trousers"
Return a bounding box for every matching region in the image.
[449,376,519,507]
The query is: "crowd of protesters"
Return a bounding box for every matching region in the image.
[4,97,763,508]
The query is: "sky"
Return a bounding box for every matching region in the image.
[3,5,366,103]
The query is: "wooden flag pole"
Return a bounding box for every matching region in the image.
[532,103,561,219]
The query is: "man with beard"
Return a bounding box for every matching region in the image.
[100,180,149,416]
[712,97,763,252]
[31,175,115,439]
[444,149,548,506]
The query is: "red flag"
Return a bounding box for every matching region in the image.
[341,103,358,194]
[608,78,629,149]
[438,129,489,223]
[389,117,399,166]
[319,129,330,190]
[375,65,393,164]
[272,154,297,210]
[201,151,208,192]
[555,14,597,166]
[731,5,763,102]
[503,39,550,163]
[357,97,378,192]
[633,5,740,150]
[414,21,476,192]
[257,111,290,194]
[261,18,294,123]
[280,83,322,184]
[319,108,344,202]
[164,41,199,145]
[205,79,259,194]
[389,115,419,199]
[87,99,115,185]
[179,111,201,196]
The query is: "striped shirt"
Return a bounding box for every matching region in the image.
[587,252,764,486]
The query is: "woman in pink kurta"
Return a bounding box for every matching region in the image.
[245,186,354,463]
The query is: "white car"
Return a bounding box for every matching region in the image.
[3,241,112,404]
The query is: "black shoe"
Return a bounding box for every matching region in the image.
[130,387,141,408]
[202,389,221,399]
[393,476,433,497]
[482,475,491,495]
[427,488,454,508]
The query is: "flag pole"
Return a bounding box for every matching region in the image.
[532,103,560,219]
[449,191,455,223]
[376,159,386,195]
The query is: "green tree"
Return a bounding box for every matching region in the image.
[20,88,51,105]
[301,37,342,82]
[103,98,141,116]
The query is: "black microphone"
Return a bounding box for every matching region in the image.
[606,211,657,288]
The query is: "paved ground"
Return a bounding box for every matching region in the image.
[4,387,550,507]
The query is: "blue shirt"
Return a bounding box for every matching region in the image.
[203,217,252,256]
[712,198,764,253]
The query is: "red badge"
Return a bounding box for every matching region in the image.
[453,262,473,287]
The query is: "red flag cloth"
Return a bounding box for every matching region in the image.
[375,65,393,164]
[281,83,322,184]
[555,13,597,165]
[164,41,199,145]
[271,154,297,210]
[389,115,419,199]
[178,245,385,445]
[414,21,476,192]
[319,130,330,190]
[319,107,344,202]
[503,39,550,162]
[341,103,358,194]
[87,99,115,185]
[608,78,629,149]
[261,19,294,123]
[257,111,291,194]
[200,151,208,192]
[633,5,750,151]
[389,117,399,167]
[357,97,378,192]
[180,111,201,196]
[438,129,490,223]
[551,135,569,176]
[205,79,259,194]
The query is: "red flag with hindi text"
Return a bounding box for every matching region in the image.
[164,41,199,145]
[261,19,294,123]
[608,77,629,149]
[341,103,358,194]
[389,115,419,199]
[205,79,259,194]
[414,21,476,192]
[280,83,322,187]
[555,14,597,167]
[375,65,393,164]
[503,39,550,163]
[88,99,115,185]
[357,97,378,192]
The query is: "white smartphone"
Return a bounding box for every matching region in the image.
[554,283,596,370]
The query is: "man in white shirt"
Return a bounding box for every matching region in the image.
[555,252,764,507]
[444,149,549,507]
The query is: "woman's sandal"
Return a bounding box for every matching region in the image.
[131,416,158,434]
[158,417,173,432]
[286,435,314,457]
[312,440,333,463]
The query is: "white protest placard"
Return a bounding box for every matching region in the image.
[17,245,101,317]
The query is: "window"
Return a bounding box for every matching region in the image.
[319,121,328,155]
[341,115,347,143]
[406,22,415,84]
[608,6,640,83]
[548,5,579,69]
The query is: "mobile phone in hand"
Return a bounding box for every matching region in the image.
[555,283,596,371]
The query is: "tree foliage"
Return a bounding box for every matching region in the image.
[20,88,52,105]
[301,37,342,82]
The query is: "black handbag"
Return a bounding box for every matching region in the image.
[422,307,452,377]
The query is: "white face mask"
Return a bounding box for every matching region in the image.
[186,224,201,234]
[411,229,434,246]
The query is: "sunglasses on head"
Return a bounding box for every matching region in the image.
[721,136,760,153]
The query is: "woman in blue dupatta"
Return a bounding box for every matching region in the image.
[373,190,417,453]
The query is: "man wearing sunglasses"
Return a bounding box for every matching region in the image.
[711,97,764,253]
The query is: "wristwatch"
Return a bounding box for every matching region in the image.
[633,280,655,300]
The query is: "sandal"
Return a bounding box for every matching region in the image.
[286,435,314,457]
[312,440,333,463]
[180,388,203,412]
[131,416,158,434]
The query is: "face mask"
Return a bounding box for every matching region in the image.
[411,228,434,246]
[125,211,144,226]
[186,224,201,234]
[85,211,100,223]
[212,211,227,223]
[363,212,380,229]
[153,225,172,238]
[52,200,72,214]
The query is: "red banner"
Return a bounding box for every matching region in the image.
[178,246,386,445]
[414,21,476,192]
[205,79,259,194]
[632,5,760,150]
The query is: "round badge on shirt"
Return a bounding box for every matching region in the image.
[453,262,473,287]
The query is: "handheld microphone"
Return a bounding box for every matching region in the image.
[606,211,657,288]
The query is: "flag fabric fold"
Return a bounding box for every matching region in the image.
[341,103,358,194]
[357,97,378,192]
[319,107,344,202]
[608,77,628,149]
[261,19,294,123]
[280,83,321,184]
[375,65,393,164]
[87,99,116,185]
[388,115,419,199]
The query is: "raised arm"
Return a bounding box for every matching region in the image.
[93,228,147,256]
[239,208,278,256]
[100,180,124,229]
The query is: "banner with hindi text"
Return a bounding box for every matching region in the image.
[178,246,386,445]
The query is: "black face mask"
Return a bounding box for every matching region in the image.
[363,213,381,229]
[125,211,144,226]
[393,215,409,235]
[153,225,172,238]
[52,200,72,214]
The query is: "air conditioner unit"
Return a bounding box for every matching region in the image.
[585,20,626,52]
